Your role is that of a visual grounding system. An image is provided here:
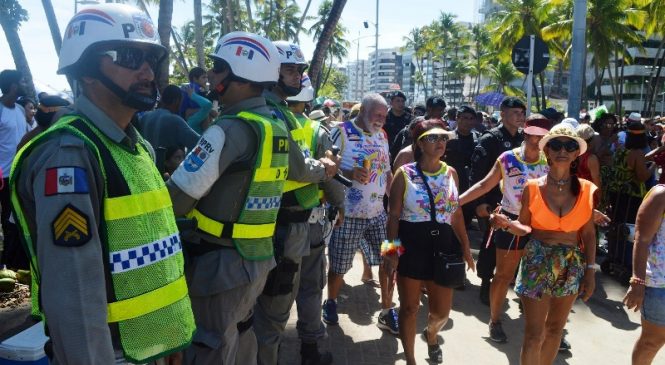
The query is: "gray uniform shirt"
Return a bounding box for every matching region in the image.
[167,97,291,295]
[14,95,146,364]
[307,116,345,212]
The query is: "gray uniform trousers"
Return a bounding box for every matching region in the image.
[296,218,330,343]
[254,222,309,365]
[184,262,268,365]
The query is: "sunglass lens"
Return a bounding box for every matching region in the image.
[564,140,579,152]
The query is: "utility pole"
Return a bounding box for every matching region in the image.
[374,0,379,93]
[567,0,587,118]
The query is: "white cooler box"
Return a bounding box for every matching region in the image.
[0,322,49,365]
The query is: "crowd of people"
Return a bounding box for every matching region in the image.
[0,3,665,365]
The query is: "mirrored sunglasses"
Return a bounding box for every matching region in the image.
[421,134,448,143]
[99,47,163,71]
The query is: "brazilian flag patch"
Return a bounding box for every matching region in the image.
[52,204,91,247]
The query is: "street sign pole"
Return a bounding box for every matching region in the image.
[526,35,535,116]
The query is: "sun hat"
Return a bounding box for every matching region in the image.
[523,113,552,136]
[538,123,587,155]
[576,124,596,141]
[417,127,456,141]
[309,110,328,122]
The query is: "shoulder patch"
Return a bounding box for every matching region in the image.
[52,204,91,247]
[45,167,89,196]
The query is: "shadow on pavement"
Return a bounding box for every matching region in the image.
[338,281,381,326]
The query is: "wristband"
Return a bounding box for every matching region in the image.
[629,276,646,286]
[586,264,600,270]
[381,239,405,257]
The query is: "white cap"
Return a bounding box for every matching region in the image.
[628,112,642,122]
[560,117,579,129]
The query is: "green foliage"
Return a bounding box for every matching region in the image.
[0,0,28,30]
[317,65,348,100]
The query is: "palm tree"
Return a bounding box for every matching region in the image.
[41,0,61,55]
[156,0,174,89]
[469,24,492,102]
[485,61,524,97]
[543,0,647,111]
[294,0,312,43]
[403,27,428,99]
[643,0,665,115]
[256,0,303,41]
[194,0,205,67]
[489,0,559,109]
[308,0,347,94]
[0,0,36,98]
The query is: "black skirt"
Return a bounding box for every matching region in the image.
[397,220,460,281]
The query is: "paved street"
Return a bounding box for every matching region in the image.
[279,229,665,365]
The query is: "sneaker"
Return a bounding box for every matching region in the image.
[322,299,338,325]
[422,329,442,364]
[479,279,490,306]
[559,337,571,352]
[489,321,508,343]
[377,308,399,335]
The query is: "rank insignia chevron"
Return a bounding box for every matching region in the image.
[52,204,91,247]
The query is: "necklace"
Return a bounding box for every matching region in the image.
[547,174,570,192]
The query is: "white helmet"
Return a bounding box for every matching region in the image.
[287,73,314,102]
[273,40,308,68]
[58,3,165,75]
[209,31,280,86]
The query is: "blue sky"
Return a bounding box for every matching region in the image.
[1,0,477,91]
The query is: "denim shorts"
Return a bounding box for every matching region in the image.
[642,286,665,326]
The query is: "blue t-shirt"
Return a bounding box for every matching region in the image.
[178,83,204,117]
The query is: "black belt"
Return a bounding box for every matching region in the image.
[500,209,519,220]
[185,239,235,256]
[276,209,312,225]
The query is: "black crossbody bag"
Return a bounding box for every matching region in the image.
[415,163,466,288]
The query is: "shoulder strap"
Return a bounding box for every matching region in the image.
[414,162,437,222]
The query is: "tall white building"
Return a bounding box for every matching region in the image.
[600,36,665,114]
[344,59,370,101]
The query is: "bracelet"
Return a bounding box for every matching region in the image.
[586,264,600,270]
[629,276,646,286]
[381,239,405,257]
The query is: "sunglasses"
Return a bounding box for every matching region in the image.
[99,47,163,71]
[547,138,579,152]
[421,134,448,143]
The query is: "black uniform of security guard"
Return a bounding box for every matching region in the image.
[468,97,525,304]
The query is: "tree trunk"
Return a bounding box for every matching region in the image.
[539,72,546,110]
[244,0,254,31]
[607,64,619,113]
[646,37,665,116]
[294,0,312,43]
[321,53,334,90]
[0,15,36,98]
[156,0,174,90]
[41,0,61,54]
[171,29,189,75]
[309,0,347,94]
[194,0,205,68]
[225,0,235,33]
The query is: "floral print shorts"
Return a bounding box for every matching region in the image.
[515,239,586,299]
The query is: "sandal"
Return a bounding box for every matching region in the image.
[422,329,443,363]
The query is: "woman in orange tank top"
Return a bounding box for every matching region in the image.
[491,124,599,365]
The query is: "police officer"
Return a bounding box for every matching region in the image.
[10,4,195,364]
[254,40,338,365]
[167,31,288,365]
[287,74,345,365]
[468,96,525,304]
[443,105,481,226]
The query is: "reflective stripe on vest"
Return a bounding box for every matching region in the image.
[274,105,320,209]
[10,115,195,363]
[189,111,289,260]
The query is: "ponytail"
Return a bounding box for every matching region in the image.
[570,157,580,196]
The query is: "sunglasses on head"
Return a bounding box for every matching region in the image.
[99,47,163,71]
[421,134,448,143]
[547,138,579,152]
